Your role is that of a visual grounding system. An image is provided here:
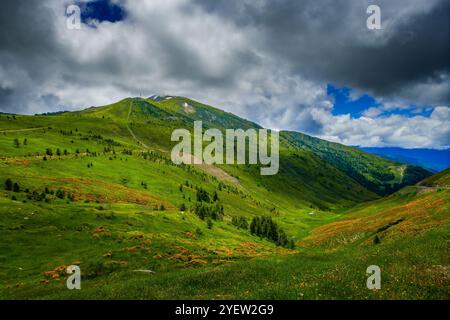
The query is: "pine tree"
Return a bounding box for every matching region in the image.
[373,235,381,244]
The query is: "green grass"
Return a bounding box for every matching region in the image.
[0,97,447,300]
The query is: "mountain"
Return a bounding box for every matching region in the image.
[282,132,431,195]
[0,96,445,299]
[360,147,450,173]
[84,96,431,195]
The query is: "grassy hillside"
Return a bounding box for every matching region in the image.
[1,172,447,300]
[0,97,447,299]
[282,131,431,195]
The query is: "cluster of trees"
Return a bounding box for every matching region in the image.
[31,187,68,201]
[191,186,223,228]
[5,178,72,202]
[231,216,248,229]
[142,151,167,162]
[59,129,74,136]
[122,149,133,155]
[192,202,224,221]
[195,187,219,203]
[5,178,20,192]
[13,138,27,148]
[250,216,295,249]
[196,187,210,202]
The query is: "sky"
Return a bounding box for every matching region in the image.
[0,0,449,149]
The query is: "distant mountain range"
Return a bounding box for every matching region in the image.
[359,147,450,173]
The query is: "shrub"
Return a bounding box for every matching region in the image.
[5,178,13,191]
[56,189,65,199]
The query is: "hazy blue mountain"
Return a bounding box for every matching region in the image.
[360,147,450,173]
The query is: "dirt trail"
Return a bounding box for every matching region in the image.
[0,127,46,133]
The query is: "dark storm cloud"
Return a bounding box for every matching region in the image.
[0,0,448,148]
[0,0,71,113]
[193,0,450,104]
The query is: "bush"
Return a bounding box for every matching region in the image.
[56,189,65,199]
[5,178,13,191]
[13,182,20,193]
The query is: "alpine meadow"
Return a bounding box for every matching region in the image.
[0,0,449,305]
[0,96,448,299]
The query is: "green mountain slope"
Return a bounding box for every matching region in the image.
[0,96,444,300]
[281,131,431,195]
[71,97,380,209]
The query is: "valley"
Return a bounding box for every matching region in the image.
[0,97,447,299]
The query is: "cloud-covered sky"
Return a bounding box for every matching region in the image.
[0,0,449,148]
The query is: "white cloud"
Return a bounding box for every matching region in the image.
[315,106,450,148]
[0,0,448,148]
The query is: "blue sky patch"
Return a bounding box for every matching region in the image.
[327,84,434,118]
[327,85,379,117]
[75,0,126,24]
